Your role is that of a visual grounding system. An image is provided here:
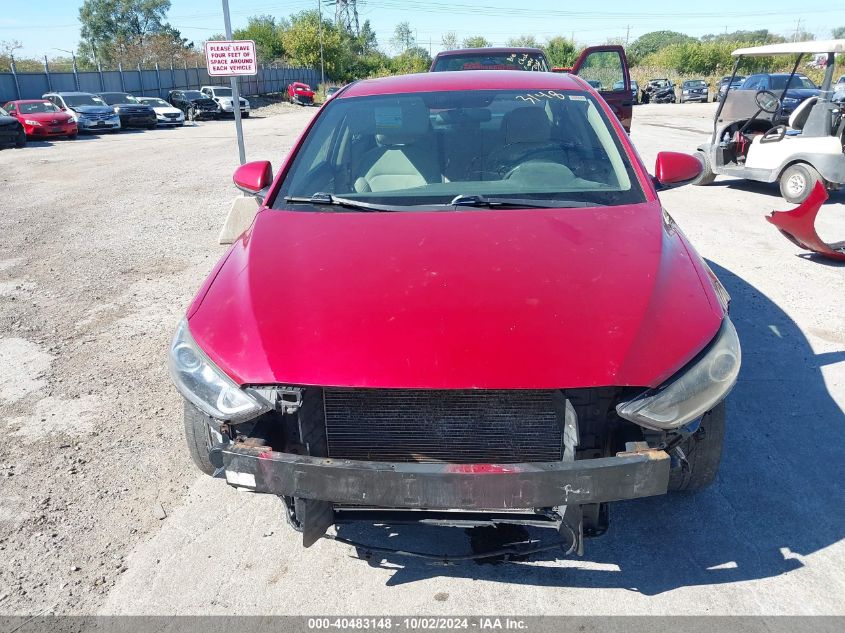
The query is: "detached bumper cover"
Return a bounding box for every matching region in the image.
[767,182,845,261]
[221,444,670,509]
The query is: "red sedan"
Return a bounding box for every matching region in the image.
[287,82,315,105]
[2,100,77,139]
[169,71,740,554]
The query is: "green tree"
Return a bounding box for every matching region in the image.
[441,31,458,50]
[462,36,492,48]
[391,45,432,74]
[281,10,344,78]
[507,35,539,48]
[78,0,184,64]
[391,22,415,53]
[233,15,286,62]
[700,29,784,44]
[544,36,578,68]
[628,30,695,64]
[833,26,845,39]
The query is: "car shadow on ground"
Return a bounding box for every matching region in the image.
[334,261,845,595]
[711,178,845,203]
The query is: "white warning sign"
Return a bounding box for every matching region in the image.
[204,40,258,76]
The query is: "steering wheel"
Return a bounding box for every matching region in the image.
[500,147,568,179]
[755,90,781,114]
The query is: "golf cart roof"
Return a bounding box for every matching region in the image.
[732,39,845,57]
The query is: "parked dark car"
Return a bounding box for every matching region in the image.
[642,78,675,104]
[166,90,218,120]
[715,75,746,102]
[97,92,157,129]
[0,106,26,148]
[737,73,820,122]
[680,79,708,103]
[430,47,550,72]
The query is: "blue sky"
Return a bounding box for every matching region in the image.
[3,0,844,58]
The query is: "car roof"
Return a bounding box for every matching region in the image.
[7,99,52,103]
[46,91,97,96]
[341,70,585,98]
[435,47,546,57]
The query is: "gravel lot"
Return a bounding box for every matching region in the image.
[0,101,843,616]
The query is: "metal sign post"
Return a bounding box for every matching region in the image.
[222,0,246,165]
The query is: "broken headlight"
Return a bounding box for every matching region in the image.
[616,318,740,431]
[168,319,269,421]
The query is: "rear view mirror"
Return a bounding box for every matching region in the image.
[653,151,703,190]
[233,161,273,196]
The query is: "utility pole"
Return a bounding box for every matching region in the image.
[793,18,802,42]
[317,0,325,86]
[625,25,630,47]
[222,0,246,165]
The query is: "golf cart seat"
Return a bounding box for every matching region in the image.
[788,97,818,131]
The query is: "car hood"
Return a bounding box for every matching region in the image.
[19,111,73,123]
[189,97,217,106]
[187,203,724,390]
[70,105,114,114]
[784,88,820,99]
[151,106,182,114]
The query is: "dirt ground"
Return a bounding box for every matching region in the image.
[0,101,843,616]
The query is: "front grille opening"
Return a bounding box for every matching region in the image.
[323,388,563,463]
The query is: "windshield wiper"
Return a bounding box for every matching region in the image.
[284,192,397,212]
[448,194,596,209]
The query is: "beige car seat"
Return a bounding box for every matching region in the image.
[353,99,440,192]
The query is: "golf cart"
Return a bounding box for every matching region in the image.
[693,40,845,203]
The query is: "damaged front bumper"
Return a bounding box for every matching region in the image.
[220,442,669,509]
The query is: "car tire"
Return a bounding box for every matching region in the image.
[15,129,26,148]
[183,401,218,476]
[668,401,726,491]
[691,150,717,186]
[66,133,77,140]
[147,124,157,130]
[779,163,821,204]
[242,112,250,118]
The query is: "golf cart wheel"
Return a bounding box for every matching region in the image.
[15,129,26,148]
[691,150,717,186]
[779,163,821,204]
[668,402,726,491]
[183,401,218,476]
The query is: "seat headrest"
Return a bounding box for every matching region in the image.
[503,107,551,144]
[788,96,818,130]
[374,98,430,145]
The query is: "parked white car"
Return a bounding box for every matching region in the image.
[200,85,250,117]
[137,97,185,126]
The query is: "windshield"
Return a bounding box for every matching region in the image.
[684,81,706,88]
[140,98,170,107]
[213,88,233,97]
[433,52,549,72]
[184,91,205,99]
[64,94,107,107]
[770,75,816,90]
[277,89,645,210]
[18,101,61,114]
[100,93,139,104]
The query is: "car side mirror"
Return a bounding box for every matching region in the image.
[653,151,702,190]
[233,161,273,196]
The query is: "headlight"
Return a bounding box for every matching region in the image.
[783,97,798,104]
[109,114,120,120]
[682,90,689,94]
[168,319,269,421]
[616,318,741,431]
[24,119,42,126]
[73,113,85,122]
